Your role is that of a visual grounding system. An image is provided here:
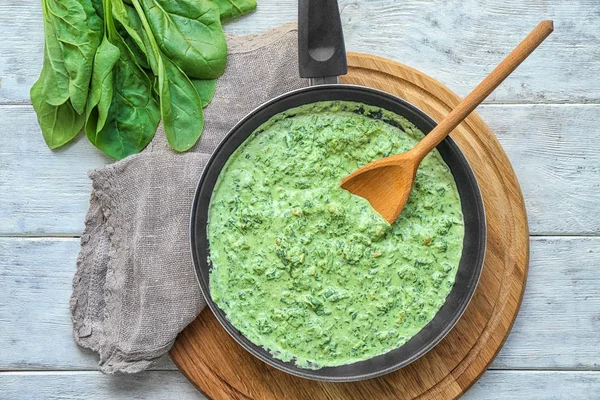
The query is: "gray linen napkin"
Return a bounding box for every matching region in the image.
[70,23,307,374]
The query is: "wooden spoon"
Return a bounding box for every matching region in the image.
[340,20,553,224]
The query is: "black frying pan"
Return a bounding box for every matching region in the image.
[190,0,486,382]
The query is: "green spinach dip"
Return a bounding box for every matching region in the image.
[208,101,464,368]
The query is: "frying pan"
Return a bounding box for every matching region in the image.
[190,0,486,382]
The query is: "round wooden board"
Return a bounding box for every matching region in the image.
[170,52,529,400]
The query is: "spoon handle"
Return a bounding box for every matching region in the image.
[410,20,554,161]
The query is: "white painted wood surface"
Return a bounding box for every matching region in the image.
[1,0,598,398]
[1,0,599,104]
[1,371,599,400]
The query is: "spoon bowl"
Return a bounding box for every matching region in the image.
[341,151,418,224]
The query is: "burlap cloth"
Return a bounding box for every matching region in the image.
[70,23,307,373]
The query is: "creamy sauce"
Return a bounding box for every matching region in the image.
[208,101,464,368]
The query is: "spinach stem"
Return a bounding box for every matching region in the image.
[104,0,116,41]
[130,0,163,75]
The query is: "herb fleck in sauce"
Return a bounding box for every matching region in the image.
[208,101,464,368]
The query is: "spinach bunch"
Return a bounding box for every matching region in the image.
[31,0,256,159]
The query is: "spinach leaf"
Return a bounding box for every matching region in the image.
[85,36,120,137]
[31,78,85,149]
[138,0,227,79]
[125,4,157,70]
[45,0,103,115]
[118,24,150,70]
[87,0,160,159]
[111,0,152,69]
[34,0,70,107]
[91,0,104,19]
[132,0,204,151]
[30,1,83,149]
[159,57,204,151]
[191,79,217,108]
[212,0,257,20]
[32,100,86,149]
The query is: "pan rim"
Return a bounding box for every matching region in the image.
[189,84,486,382]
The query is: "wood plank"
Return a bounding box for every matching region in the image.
[0,370,598,399]
[0,106,111,236]
[1,0,599,104]
[1,104,599,236]
[1,237,598,371]
[0,371,206,400]
[476,105,600,235]
[465,371,600,399]
[492,236,600,369]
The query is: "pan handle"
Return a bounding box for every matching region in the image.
[298,0,348,85]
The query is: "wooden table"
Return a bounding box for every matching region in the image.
[1,1,599,398]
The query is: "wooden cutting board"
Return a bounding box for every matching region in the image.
[169,52,529,399]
